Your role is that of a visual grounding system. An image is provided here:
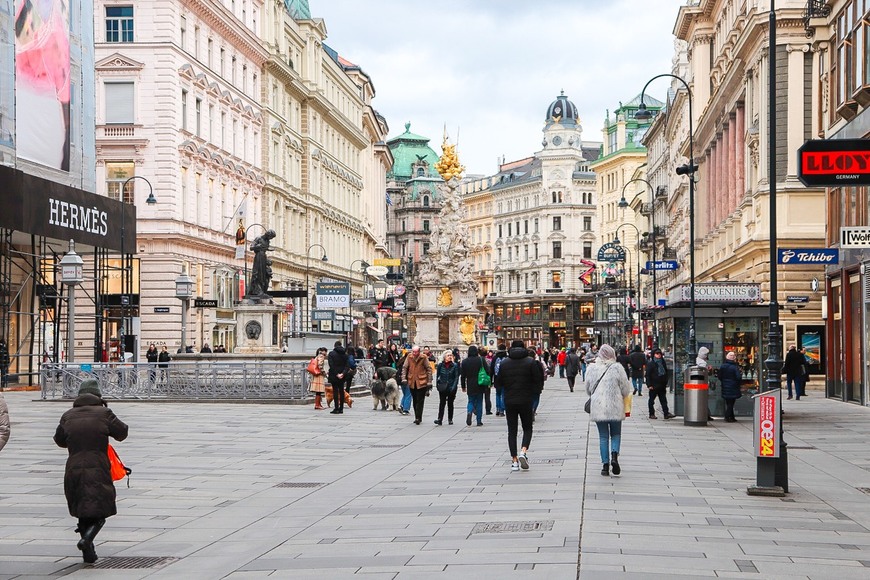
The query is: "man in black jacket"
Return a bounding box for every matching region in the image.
[495,340,544,472]
[327,341,349,415]
[645,348,674,419]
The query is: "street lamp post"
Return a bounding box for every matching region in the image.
[619,178,659,345]
[117,175,154,361]
[347,259,370,346]
[614,224,642,347]
[175,265,194,352]
[636,75,697,367]
[305,244,328,334]
[59,240,84,363]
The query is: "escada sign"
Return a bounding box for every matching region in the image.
[777,248,839,264]
[798,139,870,186]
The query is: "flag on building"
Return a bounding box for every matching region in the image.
[385,191,393,206]
[234,197,247,260]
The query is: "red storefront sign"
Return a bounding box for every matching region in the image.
[798,139,870,187]
[753,390,781,458]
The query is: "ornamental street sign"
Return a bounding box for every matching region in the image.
[597,242,626,262]
[797,139,870,187]
[645,260,680,271]
[840,226,870,248]
[777,248,839,264]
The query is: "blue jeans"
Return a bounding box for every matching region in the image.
[596,420,622,464]
[581,363,587,381]
[631,376,644,393]
[466,392,483,422]
[495,387,505,413]
[532,392,540,413]
[401,384,412,412]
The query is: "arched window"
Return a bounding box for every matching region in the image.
[416,167,424,177]
[422,195,430,207]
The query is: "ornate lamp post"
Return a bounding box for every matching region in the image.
[636,75,697,367]
[305,244,328,333]
[618,177,658,345]
[613,223,642,346]
[175,265,194,352]
[117,175,153,360]
[59,240,84,363]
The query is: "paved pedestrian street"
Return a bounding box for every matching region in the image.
[1,379,869,579]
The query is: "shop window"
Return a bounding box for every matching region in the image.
[551,270,561,289]
[106,162,135,204]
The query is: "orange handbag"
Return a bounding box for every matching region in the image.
[108,444,132,486]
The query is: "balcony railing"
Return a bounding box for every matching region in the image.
[99,124,137,138]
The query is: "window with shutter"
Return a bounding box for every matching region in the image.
[105,82,134,124]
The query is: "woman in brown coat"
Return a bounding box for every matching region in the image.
[307,347,328,410]
[402,346,433,424]
[54,379,128,564]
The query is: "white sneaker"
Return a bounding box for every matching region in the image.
[511,461,520,472]
[518,453,529,470]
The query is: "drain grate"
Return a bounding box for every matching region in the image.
[274,482,324,488]
[471,520,554,534]
[372,444,404,448]
[91,556,178,569]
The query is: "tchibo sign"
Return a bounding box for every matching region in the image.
[777,248,839,264]
[840,227,870,248]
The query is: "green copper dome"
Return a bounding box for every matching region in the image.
[386,123,442,181]
[284,0,310,20]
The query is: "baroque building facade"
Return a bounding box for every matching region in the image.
[484,94,601,349]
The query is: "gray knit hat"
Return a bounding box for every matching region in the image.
[78,379,102,397]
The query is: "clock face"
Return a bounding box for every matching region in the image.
[552,136,563,146]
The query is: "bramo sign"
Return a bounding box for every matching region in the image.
[797,139,870,186]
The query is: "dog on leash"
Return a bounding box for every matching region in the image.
[324,385,353,408]
[370,378,401,411]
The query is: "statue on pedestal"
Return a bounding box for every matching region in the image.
[248,230,276,298]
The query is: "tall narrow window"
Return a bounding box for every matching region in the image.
[583,242,592,259]
[194,26,200,59]
[195,98,202,136]
[207,38,213,68]
[534,218,539,233]
[220,48,225,77]
[553,216,561,231]
[181,90,188,131]
[423,220,430,232]
[221,112,226,148]
[583,216,592,231]
[106,6,134,43]
[551,271,562,289]
[552,241,562,259]
[180,16,186,49]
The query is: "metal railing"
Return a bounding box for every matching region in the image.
[40,360,376,400]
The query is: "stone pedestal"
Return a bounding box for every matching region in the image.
[234,301,283,354]
[411,285,480,351]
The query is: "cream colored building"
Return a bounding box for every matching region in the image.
[673,0,826,351]
[93,0,390,353]
[459,178,495,305]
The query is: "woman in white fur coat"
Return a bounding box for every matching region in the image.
[586,344,632,476]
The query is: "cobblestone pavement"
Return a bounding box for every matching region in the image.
[0,379,868,579]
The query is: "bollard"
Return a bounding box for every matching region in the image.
[683,366,708,426]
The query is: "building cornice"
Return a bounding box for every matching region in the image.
[183,0,268,65]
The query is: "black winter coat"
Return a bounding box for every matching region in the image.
[145,348,158,363]
[628,350,646,379]
[564,352,581,378]
[327,346,349,385]
[54,394,128,519]
[645,357,669,390]
[435,361,460,393]
[494,347,544,405]
[718,360,743,400]
[460,349,490,396]
[782,348,805,377]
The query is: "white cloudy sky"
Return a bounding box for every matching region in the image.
[312,0,688,175]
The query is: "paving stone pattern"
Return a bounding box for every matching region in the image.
[0,379,868,578]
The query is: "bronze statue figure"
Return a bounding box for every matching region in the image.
[247,230,276,298]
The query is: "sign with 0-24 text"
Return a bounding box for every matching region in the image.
[753,389,781,458]
[797,139,870,187]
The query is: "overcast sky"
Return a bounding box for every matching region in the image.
[312,0,687,175]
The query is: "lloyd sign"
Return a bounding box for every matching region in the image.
[798,139,870,186]
[753,389,781,458]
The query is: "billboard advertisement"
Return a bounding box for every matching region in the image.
[14,0,71,171]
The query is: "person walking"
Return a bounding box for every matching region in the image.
[397,349,411,416]
[628,345,646,396]
[564,347,581,392]
[53,379,128,563]
[387,342,401,368]
[557,348,567,378]
[783,344,805,400]
[327,341,350,415]
[307,347,327,410]
[434,350,460,425]
[460,345,489,426]
[586,344,632,476]
[157,346,171,384]
[492,343,509,415]
[646,348,675,419]
[0,391,9,452]
[403,346,433,424]
[496,340,544,472]
[719,351,743,422]
[616,347,631,378]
